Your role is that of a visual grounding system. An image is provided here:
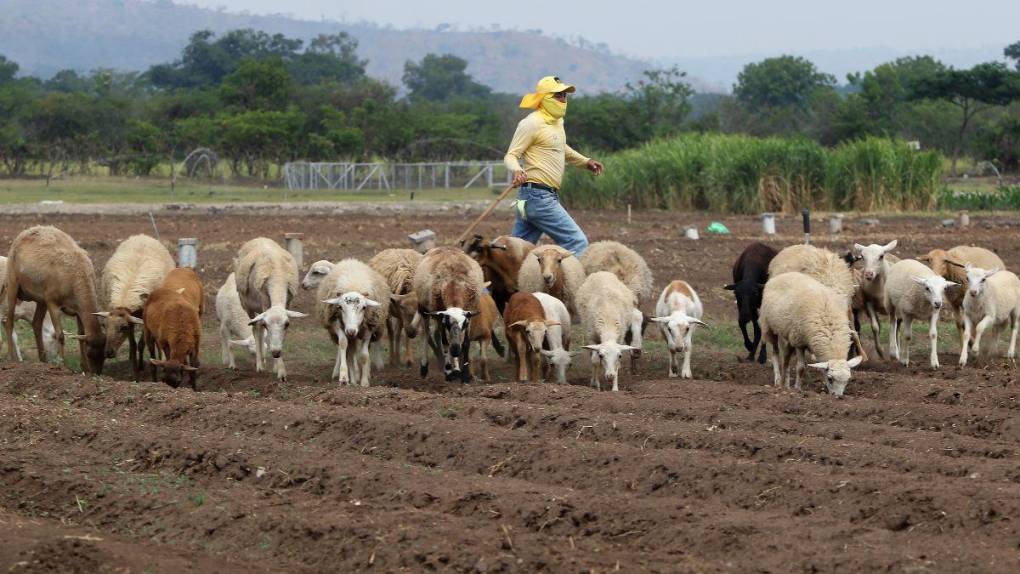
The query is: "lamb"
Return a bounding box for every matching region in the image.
[215,273,258,369]
[142,271,203,389]
[651,280,708,379]
[725,242,777,363]
[234,237,307,382]
[517,244,587,317]
[503,292,559,383]
[3,226,107,374]
[958,265,1020,366]
[533,292,572,384]
[760,272,863,396]
[919,246,1005,350]
[0,255,58,360]
[466,292,505,382]
[579,240,653,368]
[96,234,175,380]
[412,246,484,382]
[301,260,335,291]
[576,271,638,392]
[462,234,536,314]
[850,240,900,359]
[883,259,957,368]
[317,258,391,386]
[769,244,867,361]
[368,248,424,367]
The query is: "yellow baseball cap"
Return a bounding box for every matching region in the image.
[519,76,576,109]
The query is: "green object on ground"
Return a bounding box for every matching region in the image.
[706,222,729,234]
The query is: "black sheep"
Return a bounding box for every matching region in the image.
[725,242,777,363]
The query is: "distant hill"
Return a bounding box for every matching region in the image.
[0,0,680,94]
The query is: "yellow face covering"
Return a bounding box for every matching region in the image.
[538,95,566,124]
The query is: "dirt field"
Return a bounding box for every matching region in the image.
[2,208,1020,573]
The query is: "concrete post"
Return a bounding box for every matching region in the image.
[958,210,970,228]
[284,233,304,268]
[829,214,844,234]
[761,213,776,235]
[178,238,198,268]
[408,229,437,254]
[684,226,700,240]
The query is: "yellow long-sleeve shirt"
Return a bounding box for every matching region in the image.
[504,111,590,189]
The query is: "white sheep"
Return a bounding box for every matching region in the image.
[576,271,638,392]
[579,240,654,304]
[959,265,1020,366]
[770,244,865,360]
[920,246,1006,351]
[883,259,957,368]
[96,234,176,379]
[851,240,899,358]
[517,245,587,317]
[760,272,863,396]
[368,248,424,367]
[301,260,335,291]
[215,273,259,369]
[532,292,573,384]
[650,280,708,379]
[234,237,308,381]
[317,258,391,386]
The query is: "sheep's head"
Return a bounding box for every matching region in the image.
[965,265,1000,299]
[302,260,334,290]
[65,331,108,375]
[650,312,708,353]
[540,348,575,384]
[853,240,897,282]
[509,319,560,353]
[322,291,382,338]
[583,341,637,388]
[911,275,958,310]
[249,306,307,358]
[150,358,197,388]
[807,356,863,397]
[93,309,144,359]
[390,292,421,338]
[427,307,476,358]
[229,335,259,356]
[533,248,574,288]
[918,249,949,278]
[724,280,765,323]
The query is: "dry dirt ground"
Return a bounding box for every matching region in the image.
[2,208,1020,573]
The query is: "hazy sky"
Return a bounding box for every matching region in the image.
[184,0,1020,60]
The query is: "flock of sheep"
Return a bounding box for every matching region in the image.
[0,224,1015,398]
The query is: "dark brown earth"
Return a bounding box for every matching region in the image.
[2,208,1020,573]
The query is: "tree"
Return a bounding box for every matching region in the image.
[220,59,292,111]
[1006,41,1020,71]
[148,29,303,89]
[625,66,693,138]
[402,54,491,102]
[0,55,18,86]
[734,55,836,110]
[911,62,1020,175]
[289,33,367,85]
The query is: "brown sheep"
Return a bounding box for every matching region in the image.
[467,292,505,382]
[143,280,202,390]
[368,248,424,367]
[919,246,1005,350]
[503,292,559,383]
[462,234,536,314]
[517,244,587,317]
[3,226,107,374]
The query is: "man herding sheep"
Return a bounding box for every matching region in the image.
[504,76,603,256]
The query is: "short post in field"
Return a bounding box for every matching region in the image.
[761,213,776,235]
[828,213,843,235]
[684,226,699,240]
[958,210,970,228]
[284,233,304,268]
[178,238,198,268]
[627,204,632,224]
[802,209,811,245]
[408,229,437,254]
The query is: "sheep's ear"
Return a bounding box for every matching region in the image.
[364,299,382,308]
[128,316,145,325]
[140,293,149,301]
[481,281,492,289]
[92,312,111,319]
[986,267,1001,278]
[229,339,249,346]
[945,281,959,288]
[182,365,199,372]
[63,331,86,341]
[390,294,403,303]
[149,359,167,367]
[807,361,829,370]
[962,262,973,271]
[509,320,528,329]
[581,344,599,351]
[690,319,710,328]
[464,310,478,318]
[539,349,555,357]
[247,312,266,326]
[286,310,308,318]
[723,283,736,291]
[322,297,343,305]
[175,288,186,294]
[650,316,670,323]
[544,320,561,327]
[620,345,639,351]
[917,254,931,263]
[489,243,508,251]
[847,356,864,368]
[853,243,865,254]
[912,276,928,286]
[883,240,898,252]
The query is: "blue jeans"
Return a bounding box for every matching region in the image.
[511,185,589,256]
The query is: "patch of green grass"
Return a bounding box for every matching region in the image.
[0,177,499,204]
[189,491,206,507]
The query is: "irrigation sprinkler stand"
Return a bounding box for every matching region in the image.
[802,209,811,245]
[178,238,198,268]
[408,230,437,253]
[761,213,776,235]
[829,214,843,235]
[284,233,304,268]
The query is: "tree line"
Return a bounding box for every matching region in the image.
[1,29,1019,180]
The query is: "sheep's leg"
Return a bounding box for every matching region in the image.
[478,340,490,383]
[43,301,65,365]
[514,333,529,383]
[959,315,973,366]
[357,338,372,387]
[187,350,198,390]
[275,356,287,382]
[781,342,796,389]
[332,322,349,385]
[766,332,781,387]
[972,315,994,358]
[126,324,140,381]
[793,347,806,390]
[11,324,22,362]
[403,322,416,367]
[419,316,432,377]
[929,310,941,369]
[866,302,885,359]
[590,352,601,391]
[681,329,694,379]
[387,317,399,367]
[3,289,18,362]
[253,325,264,372]
[1008,312,1019,361]
[888,310,900,361]
[752,320,767,364]
[739,319,754,360]
[847,307,868,363]
[220,324,235,369]
[901,317,914,366]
